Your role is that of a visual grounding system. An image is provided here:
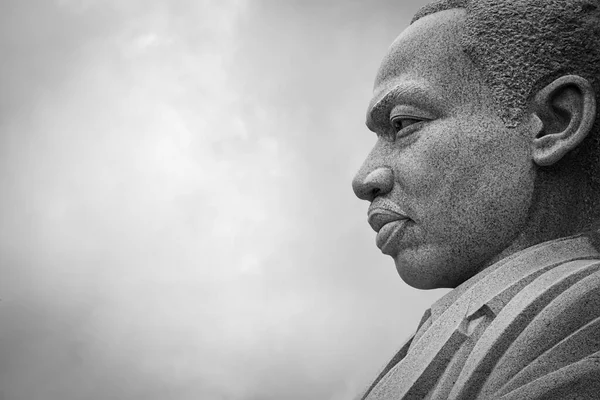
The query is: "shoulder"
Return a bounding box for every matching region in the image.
[450,258,600,399]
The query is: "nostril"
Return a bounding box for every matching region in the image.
[353,167,394,201]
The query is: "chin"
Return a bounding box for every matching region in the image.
[394,257,467,290]
[395,259,440,289]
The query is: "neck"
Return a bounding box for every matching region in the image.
[483,170,599,271]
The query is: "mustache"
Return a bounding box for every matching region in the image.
[368,198,409,218]
[367,198,410,232]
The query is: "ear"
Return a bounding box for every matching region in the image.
[530,75,597,167]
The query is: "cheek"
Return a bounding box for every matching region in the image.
[400,122,534,243]
[398,128,463,216]
[397,130,461,199]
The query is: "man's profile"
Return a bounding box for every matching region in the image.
[352,0,600,398]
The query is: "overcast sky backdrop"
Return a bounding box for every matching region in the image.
[0,1,448,399]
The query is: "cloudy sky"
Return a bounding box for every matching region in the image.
[0,1,448,399]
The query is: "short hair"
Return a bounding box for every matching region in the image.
[412,0,600,189]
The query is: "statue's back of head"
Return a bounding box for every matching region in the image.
[415,0,600,186]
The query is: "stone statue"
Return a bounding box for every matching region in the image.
[351,0,600,398]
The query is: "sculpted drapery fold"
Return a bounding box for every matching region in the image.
[361,231,600,399]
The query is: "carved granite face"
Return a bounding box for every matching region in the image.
[352,9,539,289]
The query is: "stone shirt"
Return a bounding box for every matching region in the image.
[360,230,600,399]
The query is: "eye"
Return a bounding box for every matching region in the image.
[391,117,422,133]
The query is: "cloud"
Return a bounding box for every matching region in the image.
[0,1,446,399]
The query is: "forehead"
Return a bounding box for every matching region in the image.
[368,9,485,124]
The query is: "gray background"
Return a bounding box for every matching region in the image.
[0,1,449,399]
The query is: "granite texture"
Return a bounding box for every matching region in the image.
[359,234,600,399]
[352,0,600,398]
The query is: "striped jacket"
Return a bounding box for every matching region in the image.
[360,231,600,399]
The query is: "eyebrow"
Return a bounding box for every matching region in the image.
[366,83,440,131]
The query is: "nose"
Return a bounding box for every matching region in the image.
[352,166,394,202]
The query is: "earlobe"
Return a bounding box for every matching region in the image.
[531,75,597,167]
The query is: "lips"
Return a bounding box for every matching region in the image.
[367,208,408,232]
[367,207,410,255]
[376,219,409,255]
